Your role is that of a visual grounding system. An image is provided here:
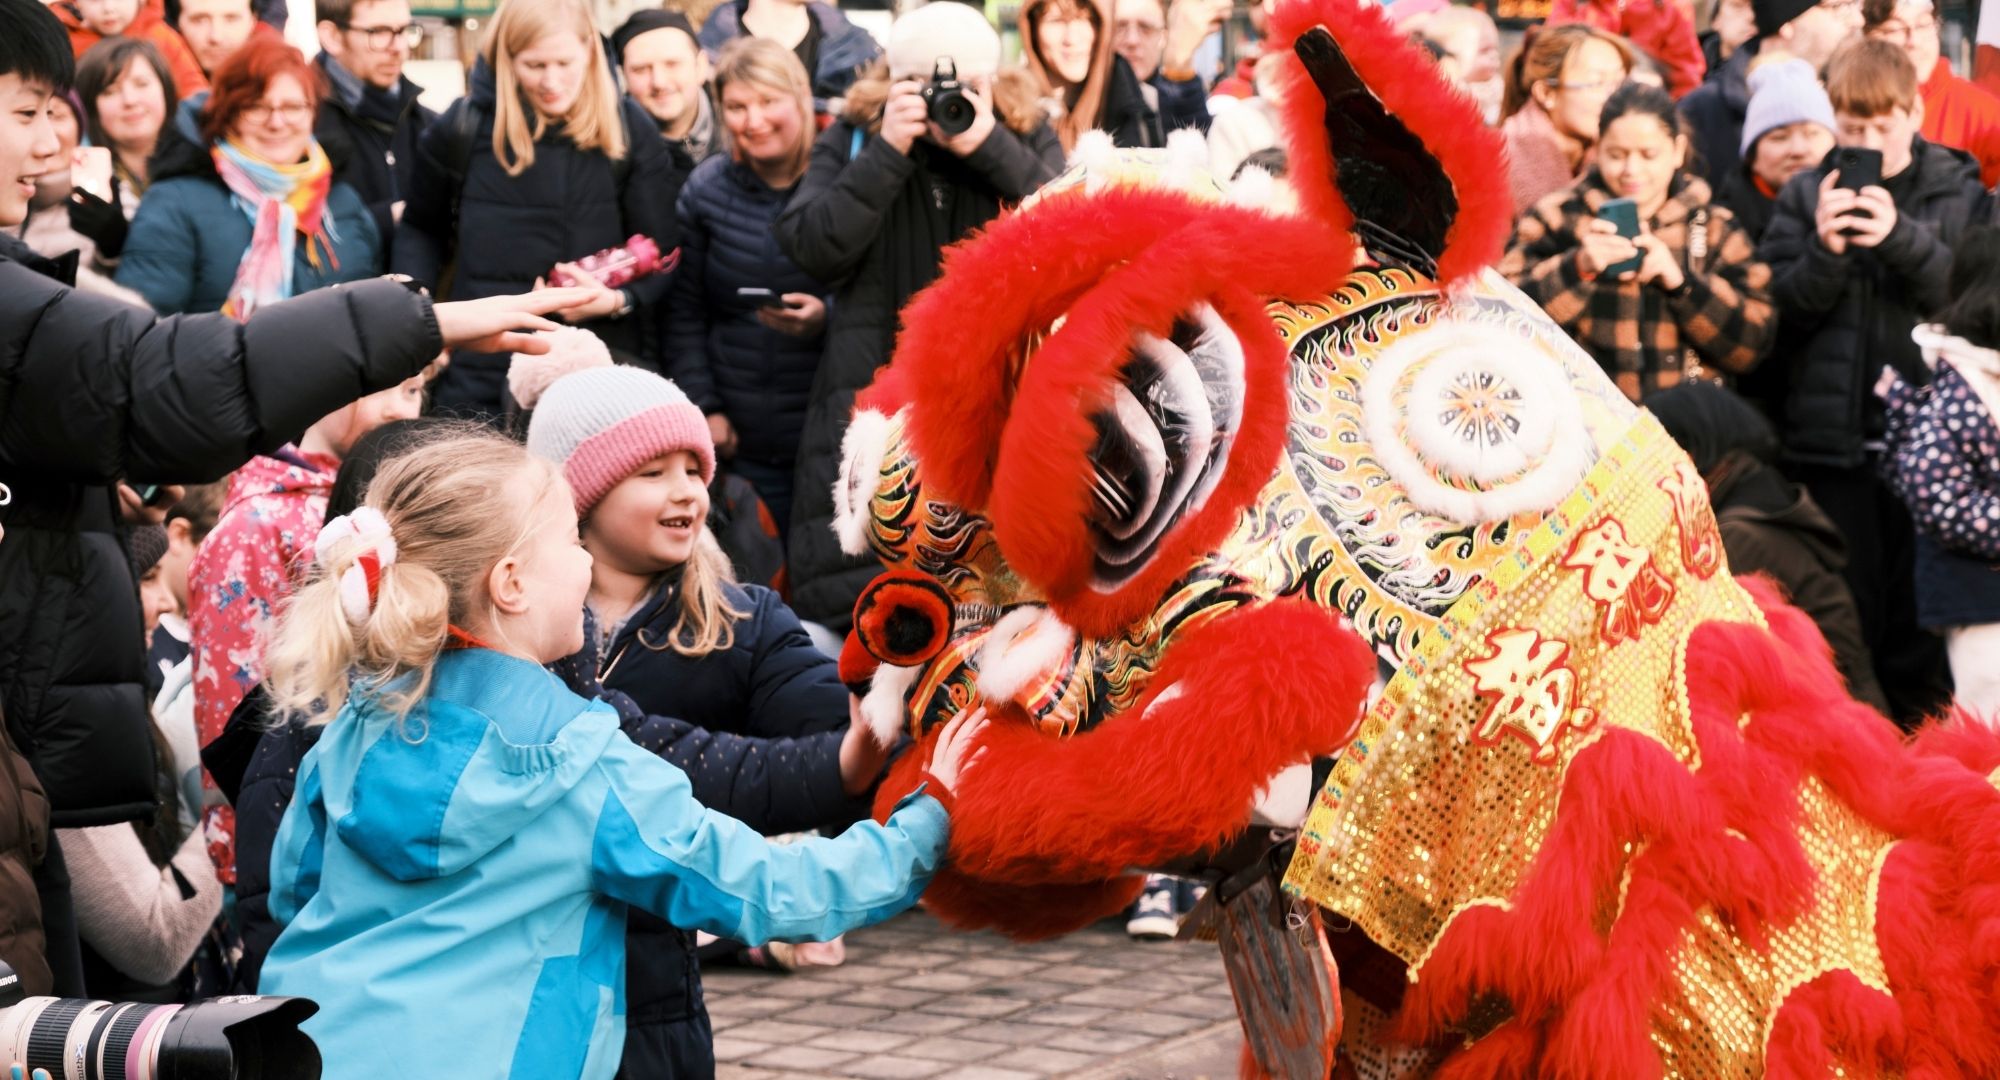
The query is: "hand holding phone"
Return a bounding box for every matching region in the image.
[1584,198,1648,280]
[735,286,787,310]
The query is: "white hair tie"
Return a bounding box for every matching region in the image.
[315,507,400,624]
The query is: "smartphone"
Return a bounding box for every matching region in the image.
[1595,197,1643,278]
[1833,147,1883,192]
[134,484,172,507]
[735,287,788,309]
[71,145,112,203]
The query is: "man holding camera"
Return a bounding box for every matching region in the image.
[775,1,1063,639]
[1759,37,1984,726]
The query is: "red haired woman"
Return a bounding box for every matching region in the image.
[117,37,381,316]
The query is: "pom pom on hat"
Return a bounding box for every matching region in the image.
[1740,57,1838,155]
[509,326,614,411]
[888,1,1001,81]
[525,365,716,515]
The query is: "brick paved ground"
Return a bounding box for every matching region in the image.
[707,909,1245,1079]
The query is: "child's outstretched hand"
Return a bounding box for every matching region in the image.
[923,706,989,800]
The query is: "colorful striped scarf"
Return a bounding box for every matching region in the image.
[211,137,338,320]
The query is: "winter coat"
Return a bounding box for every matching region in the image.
[1098,54,1166,149]
[1679,40,1754,187]
[0,714,51,996]
[52,0,208,100]
[774,115,1062,629]
[1715,166,1779,242]
[695,0,883,114]
[313,52,437,254]
[1918,57,2000,188]
[1880,328,2000,629]
[1757,139,1986,467]
[666,156,827,468]
[259,647,948,1080]
[0,231,439,834]
[1502,100,1583,217]
[1710,461,1890,712]
[1501,171,1775,400]
[189,447,337,886]
[116,100,382,315]
[393,60,683,414]
[1150,72,1211,135]
[1548,0,1705,98]
[586,577,863,1078]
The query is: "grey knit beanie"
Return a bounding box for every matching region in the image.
[1741,58,1838,155]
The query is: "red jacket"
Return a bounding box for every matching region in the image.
[1548,0,1705,99]
[52,0,208,99]
[1921,57,2000,188]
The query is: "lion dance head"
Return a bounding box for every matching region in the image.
[839,0,2000,1074]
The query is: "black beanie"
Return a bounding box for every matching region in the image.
[1753,0,1820,40]
[126,524,168,580]
[612,9,699,64]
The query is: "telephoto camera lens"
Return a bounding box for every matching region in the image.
[923,58,977,138]
[0,961,322,1080]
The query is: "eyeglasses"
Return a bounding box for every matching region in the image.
[1870,16,1937,39]
[240,101,314,124]
[341,22,423,50]
[1113,19,1166,39]
[1552,76,1621,94]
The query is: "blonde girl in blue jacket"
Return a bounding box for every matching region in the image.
[254,430,985,1080]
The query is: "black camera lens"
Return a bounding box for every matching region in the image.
[928,91,976,137]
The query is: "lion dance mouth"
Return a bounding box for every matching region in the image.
[833,0,2000,1075]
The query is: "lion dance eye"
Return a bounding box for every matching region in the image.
[1085,304,1246,589]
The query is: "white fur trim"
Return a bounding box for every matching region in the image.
[833,409,895,557]
[1162,128,1209,192]
[1071,130,1119,194]
[1227,165,1277,208]
[976,606,1076,705]
[1359,318,1591,524]
[1249,761,1314,828]
[862,662,921,746]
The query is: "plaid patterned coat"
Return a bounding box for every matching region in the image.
[1500,172,1776,401]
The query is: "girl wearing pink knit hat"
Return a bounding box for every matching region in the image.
[515,343,895,1075]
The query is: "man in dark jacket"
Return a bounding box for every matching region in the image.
[775,9,1064,634]
[313,0,436,256]
[615,10,724,166]
[1681,0,1863,185]
[1113,0,1225,134]
[2,0,586,994]
[697,0,882,116]
[1758,37,1984,726]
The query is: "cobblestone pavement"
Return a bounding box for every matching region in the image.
[707,909,1246,1079]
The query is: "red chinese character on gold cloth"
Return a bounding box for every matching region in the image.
[1562,519,1675,645]
[1658,460,1723,579]
[1464,627,1593,762]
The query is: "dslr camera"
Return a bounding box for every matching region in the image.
[921,59,977,137]
[0,961,321,1079]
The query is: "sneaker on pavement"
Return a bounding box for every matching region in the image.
[1126,875,1179,940]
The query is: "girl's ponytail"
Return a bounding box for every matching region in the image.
[264,432,562,729]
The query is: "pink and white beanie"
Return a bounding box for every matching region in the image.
[518,342,715,515]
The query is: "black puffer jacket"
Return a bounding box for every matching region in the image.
[774,115,1063,629]
[665,156,826,467]
[393,60,682,414]
[314,53,437,254]
[1758,139,1985,467]
[1679,39,1754,186]
[0,233,440,829]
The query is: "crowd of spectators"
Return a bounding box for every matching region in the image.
[5,0,2000,1069]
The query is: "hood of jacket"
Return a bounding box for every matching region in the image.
[315,648,619,881]
[222,446,340,512]
[1711,459,1848,568]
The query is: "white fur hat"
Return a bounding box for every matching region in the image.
[887,2,1001,81]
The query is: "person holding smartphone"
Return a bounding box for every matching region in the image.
[1501,82,1776,402]
[664,38,828,539]
[1757,37,1985,728]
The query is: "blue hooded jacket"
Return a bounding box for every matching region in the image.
[259,647,947,1080]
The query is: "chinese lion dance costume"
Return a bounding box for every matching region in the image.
[837,0,2000,1074]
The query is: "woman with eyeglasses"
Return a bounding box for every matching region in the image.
[1500,23,1634,216]
[117,37,383,315]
